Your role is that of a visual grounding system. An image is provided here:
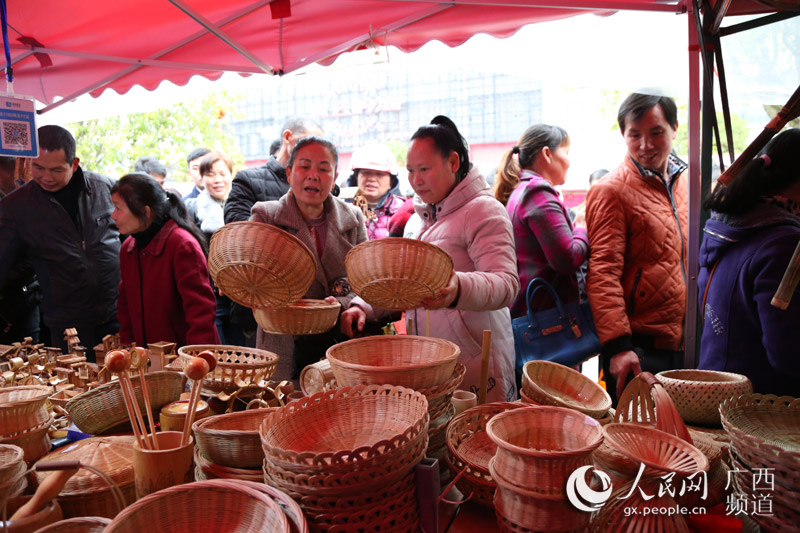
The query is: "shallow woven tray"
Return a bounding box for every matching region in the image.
[657,369,752,426]
[193,408,275,468]
[521,361,611,418]
[0,385,52,436]
[603,423,709,478]
[345,237,454,310]
[326,335,460,389]
[65,371,182,435]
[209,221,317,309]
[254,299,341,335]
[178,345,279,393]
[299,359,338,396]
[34,516,112,533]
[105,479,290,533]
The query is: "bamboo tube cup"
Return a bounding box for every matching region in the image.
[479,330,492,404]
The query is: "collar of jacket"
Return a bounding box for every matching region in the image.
[413,166,490,221]
[628,153,687,187]
[122,219,178,257]
[273,193,361,234]
[267,155,288,182]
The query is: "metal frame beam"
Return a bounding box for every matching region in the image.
[369,0,684,12]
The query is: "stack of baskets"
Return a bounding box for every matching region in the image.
[0,385,53,462]
[487,406,604,532]
[0,443,27,502]
[34,436,137,518]
[193,408,275,482]
[720,394,800,532]
[178,345,279,395]
[657,369,752,427]
[445,402,528,507]
[326,335,462,464]
[520,361,612,424]
[260,385,429,531]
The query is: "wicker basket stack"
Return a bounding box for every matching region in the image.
[656,369,752,426]
[719,394,800,532]
[177,345,279,395]
[486,406,604,532]
[0,443,27,502]
[259,385,429,531]
[0,385,53,462]
[33,436,137,519]
[520,361,612,421]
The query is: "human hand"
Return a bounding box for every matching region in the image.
[421,271,459,310]
[609,350,642,399]
[340,305,366,337]
[572,203,587,229]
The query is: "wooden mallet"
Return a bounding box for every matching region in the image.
[130,345,158,450]
[105,349,149,449]
[181,351,216,446]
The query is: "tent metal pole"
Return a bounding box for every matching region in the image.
[369,0,683,13]
[685,0,702,369]
[719,11,799,36]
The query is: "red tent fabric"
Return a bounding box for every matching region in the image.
[5,0,781,109]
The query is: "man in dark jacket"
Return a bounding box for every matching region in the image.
[0,125,120,359]
[182,147,210,201]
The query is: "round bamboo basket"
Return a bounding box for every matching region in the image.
[521,361,611,418]
[34,516,111,533]
[0,385,52,436]
[326,335,459,389]
[656,369,752,425]
[208,221,317,309]
[299,359,337,396]
[105,479,290,533]
[614,371,693,443]
[178,345,279,393]
[254,299,341,335]
[235,480,309,533]
[0,444,24,484]
[0,415,53,462]
[194,448,263,481]
[345,237,454,310]
[590,479,689,532]
[193,407,275,468]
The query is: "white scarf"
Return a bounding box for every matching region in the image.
[195,190,225,233]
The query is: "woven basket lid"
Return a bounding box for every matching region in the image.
[34,436,135,495]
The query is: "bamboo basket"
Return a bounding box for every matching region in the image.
[193,448,263,481]
[0,443,24,483]
[235,480,309,533]
[656,369,752,425]
[48,389,81,410]
[253,299,341,335]
[65,371,182,435]
[308,490,419,533]
[614,371,693,443]
[521,361,611,418]
[345,237,454,310]
[0,415,53,462]
[299,359,337,396]
[0,496,62,533]
[282,471,416,515]
[0,385,52,436]
[0,462,27,502]
[208,221,317,309]
[177,345,279,393]
[34,516,111,533]
[326,335,459,389]
[590,479,689,532]
[105,479,290,533]
[419,362,466,418]
[193,407,275,468]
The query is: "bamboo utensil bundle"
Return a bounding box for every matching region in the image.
[105,348,156,450]
[181,351,217,446]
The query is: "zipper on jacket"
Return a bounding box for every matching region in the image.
[629,268,643,316]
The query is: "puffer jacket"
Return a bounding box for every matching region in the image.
[224,156,288,223]
[585,155,688,355]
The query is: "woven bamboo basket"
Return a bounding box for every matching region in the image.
[254,299,341,335]
[193,448,263,481]
[326,335,460,389]
[614,371,693,443]
[426,401,455,454]
[235,480,309,533]
[105,479,290,533]
[208,221,317,309]
[0,443,24,483]
[193,408,275,468]
[0,415,53,462]
[0,462,27,502]
[33,516,111,533]
[418,362,466,420]
[729,451,799,531]
[521,361,611,418]
[260,384,428,474]
[177,345,279,393]
[65,371,182,435]
[299,359,337,396]
[445,402,528,507]
[0,497,62,533]
[33,435,136,519]
[590,479,689,533]
[48,389,81,410]
[345,237,454,310]
[656,369,752,425]
[308,489,419,533]
[0,385,52,436]
[486,406,604,497]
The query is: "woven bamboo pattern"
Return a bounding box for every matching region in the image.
[614,371,693,443]
[234,480,309,533]
[65,371,182,435]
[48,389,81,410]
[208,221,317,309]
[0,461,27,502]
[521,361,611,418]
[193,408,274,468]
[417,362,466,402]
[345,237,454,310]
[299,359,337,396]
[656,369,752,425]
[0,444,24,484]
[105,479,290,533]
[254,299,341,335]
[326,335,459,389]
[194,449,263,481]
[445,402,527,507]
[178,345,279,393]
[0,385,52,436]
[729,451,799,532]
[284,471,416,515]
[590,480,690,532]
[309,490,419,533]
[34,516,111,533]
[0,415,53,462]
[603,423,709,478]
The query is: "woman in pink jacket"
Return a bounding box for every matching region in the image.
[112,173,219,347]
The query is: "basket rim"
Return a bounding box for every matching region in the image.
[345,236,455,269]
[603,422,710,475]
[719,393,800,458]
[657,369,752,385]
[0,385,52,408]
[194,407,276,435]
[522,360,611,416]
[326,335,460,372]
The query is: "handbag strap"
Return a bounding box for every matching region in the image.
[525,278,568,324]
[701,259,720,327]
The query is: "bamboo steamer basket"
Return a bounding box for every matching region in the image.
[656,369,752,425]
[253,299,341,335]
[521,360,611,418]
[192,407,275,468]
[33,516,111,533]
[299,359,337,396]
[208,221,317,309]
[0,385,52,436]
[0,496,62,533]
[0,415,53,462]
[159,399,210,432]
[177,345,279,394]
[345,237,454,310]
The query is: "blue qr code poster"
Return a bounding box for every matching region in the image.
[0,93,38,158]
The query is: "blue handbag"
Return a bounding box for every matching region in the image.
[512,278,601,376]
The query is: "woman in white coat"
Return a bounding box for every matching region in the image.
[341,116,519,402]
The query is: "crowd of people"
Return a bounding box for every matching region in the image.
[1,92,798,402]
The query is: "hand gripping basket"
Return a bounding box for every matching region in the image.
[193,407,275,468]
[326,335,460,389]
[208,221,317,309]
[178,345,279,393]
[521,361,611,418]
[253,299,341,335]
[656,369,752,425]
[0,385,52,436]
[345,237,454,310]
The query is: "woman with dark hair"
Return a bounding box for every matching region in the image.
[699,128,800,396]
[495,125,589,320]
[341,116,519,402]
[112,173,219,347]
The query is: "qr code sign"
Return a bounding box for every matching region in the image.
[1,120,32,150]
